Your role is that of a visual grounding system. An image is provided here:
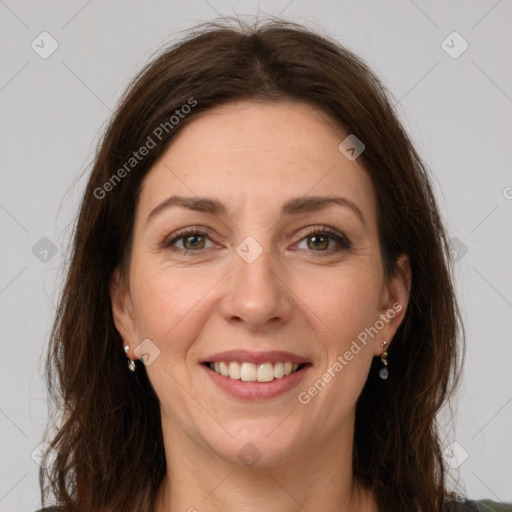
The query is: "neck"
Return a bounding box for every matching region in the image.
[153,414,377,512]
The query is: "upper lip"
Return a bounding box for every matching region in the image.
[202,350,310,365]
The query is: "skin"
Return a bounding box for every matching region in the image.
[111,100,410,511]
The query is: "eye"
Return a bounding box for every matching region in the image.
[163,228,217,254]
[163,226,351,256]
[294,226,351,253]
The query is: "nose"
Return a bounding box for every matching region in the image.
[220,247,293,331]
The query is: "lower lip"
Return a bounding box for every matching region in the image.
[202,364,311,401]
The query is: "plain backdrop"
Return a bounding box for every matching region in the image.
[1,1,511,510]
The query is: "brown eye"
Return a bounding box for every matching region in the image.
[182,234,206,250]
[164,229,216,254]
[306,234,330,251]
[295,227,351,254]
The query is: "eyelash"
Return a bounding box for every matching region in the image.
[163,226,351,257]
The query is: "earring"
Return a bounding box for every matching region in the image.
[124,345,136,373]
[379,341,389,380]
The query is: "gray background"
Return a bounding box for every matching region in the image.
[1,1,511,510]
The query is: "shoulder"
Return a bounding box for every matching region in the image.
[473,501,512,512]
[449,500,512,512]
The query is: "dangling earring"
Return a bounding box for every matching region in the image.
[124,345,136,372]
[379,341,389,380]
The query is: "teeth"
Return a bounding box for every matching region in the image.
[274,361,284,379]
[257,362,274,382]
[219,361,229,377]
[209,361,304,382]
[240,362,257,381]
[228,361,241,379]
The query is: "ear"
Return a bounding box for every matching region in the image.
[373,254,411,356]
[110,268,138,359]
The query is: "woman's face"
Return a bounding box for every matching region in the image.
[112,100,409,468]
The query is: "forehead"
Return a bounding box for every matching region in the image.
[137,100,376,222]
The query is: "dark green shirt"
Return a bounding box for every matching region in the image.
[471,502,512,512]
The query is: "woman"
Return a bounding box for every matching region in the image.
[37,19,511,512]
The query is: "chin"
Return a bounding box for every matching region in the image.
[205,420,309,469]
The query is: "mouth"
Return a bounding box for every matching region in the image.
[203,360,309,382]
[200,350,312,400]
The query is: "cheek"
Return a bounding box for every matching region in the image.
[296,263,382,346]
[295,264,381,396]
[128,254,218,349]
[292,267,381,434]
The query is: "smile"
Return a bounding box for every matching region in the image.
[201,349,311,400]
[207,361,305,382]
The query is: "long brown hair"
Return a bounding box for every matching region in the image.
[40,18,463,512]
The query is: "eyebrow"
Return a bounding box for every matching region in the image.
[145,195,365,226]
